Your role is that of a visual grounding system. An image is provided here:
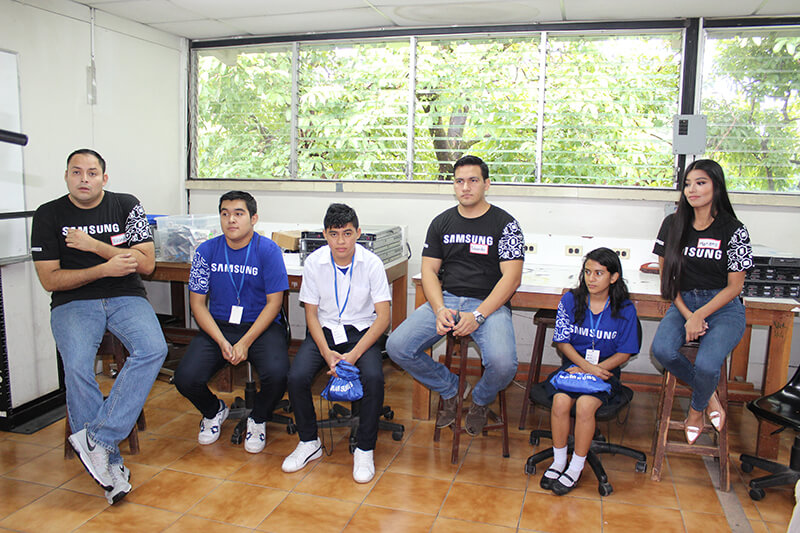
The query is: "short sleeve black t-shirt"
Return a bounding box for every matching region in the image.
[422,205,524,301]
[31,191,152,308]
[653,212,753,291]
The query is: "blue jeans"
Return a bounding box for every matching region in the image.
[651,289,745,412]
[386,292,518,406]
[51,296,168,465]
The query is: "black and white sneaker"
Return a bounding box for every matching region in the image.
[68,429,114,490]
[198,401,229,445]
[104,464,131,505]
[281,438,322,473]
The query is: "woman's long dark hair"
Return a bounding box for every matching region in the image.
[660,159,737,300]
[571,247,630,325]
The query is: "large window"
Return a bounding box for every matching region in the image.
[191,22,799,193]
[701,28,800,192]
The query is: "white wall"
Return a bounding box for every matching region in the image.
[188,187,800,387]
[0,0,186,408]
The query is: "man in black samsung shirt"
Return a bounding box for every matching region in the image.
[30,149,167,505]
[387,155,524,435]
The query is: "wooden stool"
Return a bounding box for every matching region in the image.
[651,342,730,491]
[519,308,557,430]
[433,333,510,464]
[64,332,147,459]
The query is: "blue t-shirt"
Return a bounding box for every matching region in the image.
[188,233,289,324]
[552,291,639,372]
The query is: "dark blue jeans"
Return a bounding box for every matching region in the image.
[174,320,289,423]
[651,289,745,412]
[287,326,384,451]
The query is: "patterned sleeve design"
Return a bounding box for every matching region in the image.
[125,203,152,244]
[552,300,572,343]
[727,225,754,272]
[498,219,525,261]
[188,250,211,293]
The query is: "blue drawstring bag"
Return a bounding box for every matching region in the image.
[550,365,612,394]
[321,360,363,402]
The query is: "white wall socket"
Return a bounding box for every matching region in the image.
[613,248,631,259]
[565,245,583,257]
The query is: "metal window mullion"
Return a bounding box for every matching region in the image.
[406,36,417,180]
[534,31,547,184]
[290,42,299,179]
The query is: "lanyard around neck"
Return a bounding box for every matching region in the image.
[587,297,609,350]
[332,251,353,320]
[223,237,253,306]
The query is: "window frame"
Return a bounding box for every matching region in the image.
[188,17,800,204]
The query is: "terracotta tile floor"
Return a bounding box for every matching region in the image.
[0,362,796,532]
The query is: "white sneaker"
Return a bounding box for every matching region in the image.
[198,401,229,445]
[68,429,114,490]
[281,438,322,473]
[244,417,266,453]
[104,464,131,505]
[353,448,375,483]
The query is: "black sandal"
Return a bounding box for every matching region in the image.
[539,467,563,490]
[551,472,579,496]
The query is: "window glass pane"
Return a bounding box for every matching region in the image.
[297,40,409,180]
[543,33,682,186]
[702,29,800,193]
[415,37,541,181]
[195,46,292,179]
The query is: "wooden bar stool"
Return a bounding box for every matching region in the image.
[519,308,557,430]
[651,342,730,491]
[64,332,147,459]
[433,333,510,464]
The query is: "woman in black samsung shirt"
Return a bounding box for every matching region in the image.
[652,159,752,445]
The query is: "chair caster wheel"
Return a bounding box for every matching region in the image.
[530,435,540,446]
[392,431,403,441]
[635,461,647,473]
[749,487,765,501]
[599,482,613,496]
[286,424,297,435]
[524,462,536,475]
[328,408,338,419]
[384,410,394,420]
[349,442,357,454]
[741,462,754,473]
[231,431,243,445]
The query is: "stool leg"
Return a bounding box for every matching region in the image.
[651,372,677,482]
[519,322,547,430]
[451,337,469,465]
[651,370,668,455]
[433,335,457,444]
[718,366,730,492]
[500,389,510,458]
[63,407,75,460]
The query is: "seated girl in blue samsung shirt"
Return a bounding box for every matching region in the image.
[540,247,640,495]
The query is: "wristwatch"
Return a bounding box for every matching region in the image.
[472,310,486,325]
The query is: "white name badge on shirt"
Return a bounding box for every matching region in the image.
[585,349,600,365]
[229,305,243,325]
[110,233,127,246]
[469,242,489,255]
[331,323,348,345]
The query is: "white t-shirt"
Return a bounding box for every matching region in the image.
[299,243,391,331]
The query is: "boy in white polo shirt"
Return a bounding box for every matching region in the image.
[282,203,391,483]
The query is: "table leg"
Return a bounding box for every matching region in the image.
[755,310,793,460]
[411,284,432,420]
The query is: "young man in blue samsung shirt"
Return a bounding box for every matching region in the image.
[282,203,391,483]
[174,191,289,453]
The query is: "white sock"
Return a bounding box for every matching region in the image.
[545,446,568,479]
[561,453,586,486]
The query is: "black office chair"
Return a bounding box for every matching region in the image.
[229,307,296,443]
[317,336,404,453]
[739,364,800,501]
[524,320,647,496]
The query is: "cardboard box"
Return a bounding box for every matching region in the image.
[272,230,303,251]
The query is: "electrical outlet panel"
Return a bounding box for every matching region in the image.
[565,245,583,257]
[525,243,537,254]
[613,248,631,259]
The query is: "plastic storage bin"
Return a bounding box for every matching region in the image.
[155,214,221,263]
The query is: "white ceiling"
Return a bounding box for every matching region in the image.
[76,0,800,41]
